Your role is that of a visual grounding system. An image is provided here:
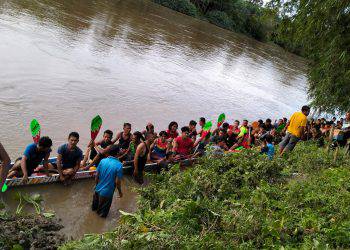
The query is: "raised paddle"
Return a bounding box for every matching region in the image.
[217,113,226,128]
[201,121,212,140]
[30,119,41,144]
[2,120,37,193]
[1,183,7,192]
[91,115,103,141]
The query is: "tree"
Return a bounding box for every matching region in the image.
[270,0,350,113]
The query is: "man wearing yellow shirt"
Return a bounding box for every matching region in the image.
[279,106,310,155]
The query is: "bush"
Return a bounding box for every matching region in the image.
[205,10,233,30]
[154,0,197,17]
[61,142,350,249]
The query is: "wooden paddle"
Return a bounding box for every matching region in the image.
[91,115,103,141]
[30,119,41,143]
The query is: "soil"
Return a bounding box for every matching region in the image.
[0,214,65,250]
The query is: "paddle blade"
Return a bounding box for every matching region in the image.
[201,121,212,140]
[1,183,8,193]
[203,121,212,132]
[217,113,226,127]
[91,115,103,141]
[30,119,41,143]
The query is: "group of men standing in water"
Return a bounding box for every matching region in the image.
[1,106,350,217]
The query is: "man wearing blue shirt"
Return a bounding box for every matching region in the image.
[57,132,83,185]
[92,145,123,218]
[7,136,52,183]
[260,135,275,160]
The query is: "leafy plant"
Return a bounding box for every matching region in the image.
[61,142,350,249]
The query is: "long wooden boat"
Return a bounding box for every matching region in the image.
[4,157,161,188]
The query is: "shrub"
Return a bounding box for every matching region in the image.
[205,10,233,30]
[61,142,350,249]
[154,0,197,17]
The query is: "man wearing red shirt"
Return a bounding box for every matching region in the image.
[173,126,194,161]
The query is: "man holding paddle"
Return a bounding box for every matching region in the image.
[7,136,52,182]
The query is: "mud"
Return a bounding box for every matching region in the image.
[0,214,65,250]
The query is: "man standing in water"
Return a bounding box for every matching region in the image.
[279,105,310,155]
[57,132,83,185]
[0,143,11,190]
[92,145,123,218]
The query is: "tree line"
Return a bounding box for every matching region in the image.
[153,0,350,113]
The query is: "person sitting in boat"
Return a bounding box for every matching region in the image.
[229,120,250,150]
[150,131,169,163]
[8,136,52,183]
[92,145,123,218]
[142,123,157,140]
[57,132,83,185]
[82,130,113,170]
[118,131,144,162]
[192,131,211,158]
[166,121,179,140]
[264,118,273,131]
[0,142,11,190]
[112,123,132,154]
[230,120,241,135]
[198,117,206,137]
[172,126,194,162]
[188,120,197,142]
[134,134,156,184]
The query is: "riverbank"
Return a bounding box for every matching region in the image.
[61,142,350,249]
[152,0,286,50]
[0,213,64,249]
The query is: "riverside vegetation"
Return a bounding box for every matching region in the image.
[153,0,350,113]
[61,142,350,249]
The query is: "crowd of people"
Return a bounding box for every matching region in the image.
[0,106,349,217]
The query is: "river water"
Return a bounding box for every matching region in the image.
[0,0,308,238]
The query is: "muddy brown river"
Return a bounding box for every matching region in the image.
[0,0,308,239]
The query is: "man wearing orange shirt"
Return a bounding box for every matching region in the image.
[279,105,310,155]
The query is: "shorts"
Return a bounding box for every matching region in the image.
[92,192,113,218]
[279,132,300,152]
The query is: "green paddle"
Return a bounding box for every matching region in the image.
[201,121,213,140]
[217,113,226,127]
[30,119,41,143]
[1,183,7,192]
[91,115,103,141]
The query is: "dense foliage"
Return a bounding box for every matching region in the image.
[153,0,350,113]
[61,142,350,249]
[154,0,277,41]
[269,0,350,113]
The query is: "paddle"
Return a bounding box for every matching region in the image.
[201,121,212,140]
[1,183,7,192]
[91,115,103,141]
[30,119,41,144]
[217,113,226,128]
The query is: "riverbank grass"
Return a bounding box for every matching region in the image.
[61,142,350,249]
